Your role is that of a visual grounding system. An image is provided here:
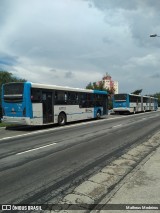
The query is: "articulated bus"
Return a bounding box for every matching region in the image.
[1,82,108,126]
[113,93,158,114]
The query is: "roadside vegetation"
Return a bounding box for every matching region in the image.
[0,122,8,127]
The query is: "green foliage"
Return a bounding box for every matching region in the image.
[86,82,93,90]
[86,81,106,91]
[131,89,143,95]
[86,81,115,94]
[0,70,26,85]
[0,70,26,119]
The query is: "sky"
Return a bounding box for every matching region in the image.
[0,0,160,94]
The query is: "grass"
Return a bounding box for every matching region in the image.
[0,122,7,127]
[0,119,19,128]
[0,120,12,127]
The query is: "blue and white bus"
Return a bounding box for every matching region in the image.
[1,82,108,126]
[113,93,158,114]
[150,96,159,111]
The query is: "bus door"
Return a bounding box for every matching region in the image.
[42,92,53,124]
[103,95,107,115]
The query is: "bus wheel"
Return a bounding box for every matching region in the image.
[58,113,66,126]
[96,110,101,119]
[119,112,124,115]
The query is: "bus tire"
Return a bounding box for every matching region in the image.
[58,112,66,126]
[96,110,101,119]
[119,112,124,115]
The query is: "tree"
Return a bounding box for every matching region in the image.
[86,81,108,92]
[86,82,93,90]
[131,89,142,95]
[0,70,26,119]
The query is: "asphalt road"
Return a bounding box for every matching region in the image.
[0,111,160,204]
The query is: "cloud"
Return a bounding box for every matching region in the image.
[65,71,74,79]
[0,0,160,94]
[127,54,159,67]
[150,73,160,78]
[89,0,160,47]
[88,0,160,11]
[0,55,18,66]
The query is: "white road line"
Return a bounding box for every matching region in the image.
[16,142,57,155]
[0,118,120,141]
[0,111,159,141]
[113,124,122,128]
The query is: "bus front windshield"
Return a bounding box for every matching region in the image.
[114,94,127,102]
[3,83,24,103]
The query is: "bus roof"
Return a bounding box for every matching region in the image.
[114,93,141,97]
[30,82,107,94]
[114,93,157,99]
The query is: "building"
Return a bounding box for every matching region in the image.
[97,74,119,94]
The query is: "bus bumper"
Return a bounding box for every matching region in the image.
[113,107,130,112]
[2,116,31,125]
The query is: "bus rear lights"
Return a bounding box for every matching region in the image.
[11,108,16,114]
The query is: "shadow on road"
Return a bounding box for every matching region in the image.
[5,118,106,132]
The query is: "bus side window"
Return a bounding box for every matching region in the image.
[79,93,86,108]
[31,89,42,103]
[42,93,46,101]
[88,94,94,108]
[55,91,67,105]
[68,92,78,105]
[94,94,100,107]
[75,93,79,104]
[65,92,67,102]
[55,91,57,101]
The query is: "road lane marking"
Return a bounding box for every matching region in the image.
[0,118,122,141]
[16,142,57,155]
[0,111,159,141]
[113,124,123,128]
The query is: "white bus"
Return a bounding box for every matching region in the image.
[2,82,108,126]
[113,93,158,114]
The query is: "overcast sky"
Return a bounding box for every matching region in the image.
[0,0,160,94]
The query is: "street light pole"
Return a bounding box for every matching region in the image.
[150,34,160,37]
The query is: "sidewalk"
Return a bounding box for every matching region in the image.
[47,131,160,213]
[95,145,160,212]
